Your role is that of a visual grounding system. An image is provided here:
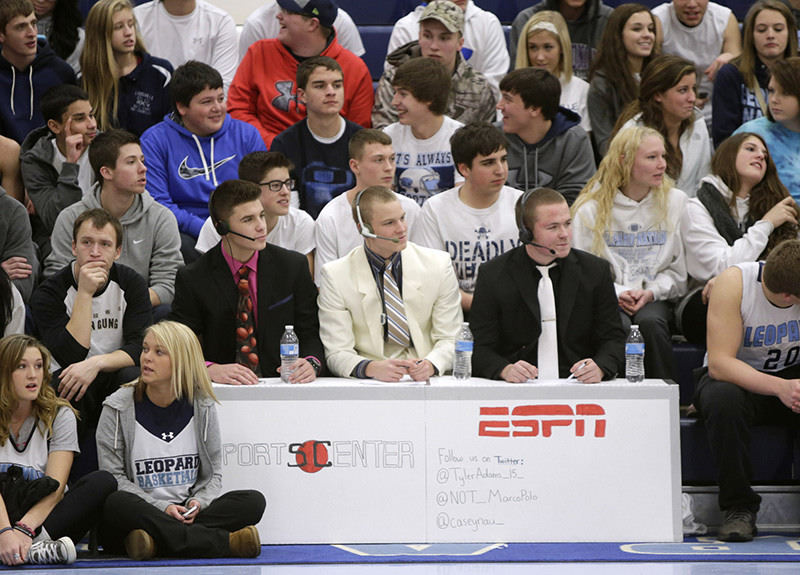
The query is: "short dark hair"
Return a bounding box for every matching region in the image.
[392,58,451,116]
[763,239,800,296]
[41,84,90,125]
[499,68,561,121]
[209,179,262,224]
[238,151,294,184]
[170,60,223,110]
[0,0,33,34]
[450,123,508,171]
[352,186,397,231]
[296,56,343,90]
[73,208,123,247]
[349,129,392,160]
[89,129,139,184]
[516,187,566,233]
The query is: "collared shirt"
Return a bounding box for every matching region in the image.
[352,245,405,379]
[222,247,259,325]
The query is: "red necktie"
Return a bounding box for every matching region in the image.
[236,266,261,376]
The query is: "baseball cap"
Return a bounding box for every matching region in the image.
[277,0,339,29]
[419,1,464,34]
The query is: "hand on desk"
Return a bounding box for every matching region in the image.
[407,359,434,381]
[500,360,538,383]
[208,363,259,385]
[366,359,418,382]
[277,357,316,383]
[569,358,602,383]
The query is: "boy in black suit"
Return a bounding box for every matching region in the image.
[170,179,323,384]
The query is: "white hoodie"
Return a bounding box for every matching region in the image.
[680,174,774,283]
[573,187,689,301]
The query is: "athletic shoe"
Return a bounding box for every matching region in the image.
[27,536,76,564]
[124,529,156,560]
[229,525,260,557]
[718,508,757,542]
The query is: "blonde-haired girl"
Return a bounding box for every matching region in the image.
[572,126,688,379]
[97,321,265,560]
[81,0,173,135]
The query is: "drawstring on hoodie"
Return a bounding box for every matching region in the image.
[191,134,219,187]
[9,67,35,120]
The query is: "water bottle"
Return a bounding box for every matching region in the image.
[625,324,645,382]
[280,325,299,382]
[453,322,473,381]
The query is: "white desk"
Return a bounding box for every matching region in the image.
[215,377,681,544]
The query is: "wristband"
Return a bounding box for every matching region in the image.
[0,526,12,536]
[13,522,34,538]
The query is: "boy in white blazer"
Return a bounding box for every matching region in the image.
[318,186,462,381]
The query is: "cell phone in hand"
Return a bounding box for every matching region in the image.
[181,505,198,518]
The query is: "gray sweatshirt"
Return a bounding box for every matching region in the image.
[498,107,596,205]
[44,183,183,304]
[96,385,221,511]
[0,188,38,301]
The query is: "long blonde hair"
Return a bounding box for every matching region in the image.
[0,335,77,447]
[81,0,147,130]
[515,10,573,82]
[133,321,217,404]
[572,126,674,255]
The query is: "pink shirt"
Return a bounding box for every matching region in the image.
[222,248,259,325]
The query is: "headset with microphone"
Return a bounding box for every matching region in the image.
[354,188,400,244]
[515,187,557,256]
[208,185,258,242]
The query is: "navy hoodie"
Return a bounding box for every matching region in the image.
[117,51,173,136]
[0,38,76,143]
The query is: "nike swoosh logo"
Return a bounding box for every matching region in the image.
[133,239,145,245]
[178,154,237,180]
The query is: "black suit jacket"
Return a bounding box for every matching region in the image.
[470,246,625,380]
[170,243,324,376]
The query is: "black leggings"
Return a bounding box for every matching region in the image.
[100,489,266,557]
[42,470,116,542]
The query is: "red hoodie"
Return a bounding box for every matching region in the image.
[228,35,373,148]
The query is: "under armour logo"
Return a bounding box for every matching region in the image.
[178,155,236,180]
[161,432,174,440]
[272,81,298,112]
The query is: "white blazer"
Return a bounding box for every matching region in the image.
[318,242,463,377]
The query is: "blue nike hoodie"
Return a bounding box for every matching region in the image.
[140,112,266,238]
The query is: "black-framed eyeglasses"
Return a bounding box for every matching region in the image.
[259,178,294,192]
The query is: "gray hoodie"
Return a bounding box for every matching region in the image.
[44,183,183,304]
[20,126,93,256]
[498,106,596,205]
[0,187,38,301]
[96,385,221,511]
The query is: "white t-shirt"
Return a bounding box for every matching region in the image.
[134,0,238,91]
[195,207,315,254]
[383,117,465,207]
[411,185,523,292]
[561,75,591,133]
[313,190,421,284]
[239,0,365,59]
[386,0,509,89]
[0,407,79,480]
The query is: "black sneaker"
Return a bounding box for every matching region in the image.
[718,508,757,542]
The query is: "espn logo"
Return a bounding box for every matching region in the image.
[478,404,606,438]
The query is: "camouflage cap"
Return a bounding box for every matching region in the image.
[419,1,464,34]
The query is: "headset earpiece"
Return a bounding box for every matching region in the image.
[355,189,376,239]
[517,188,536,244]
